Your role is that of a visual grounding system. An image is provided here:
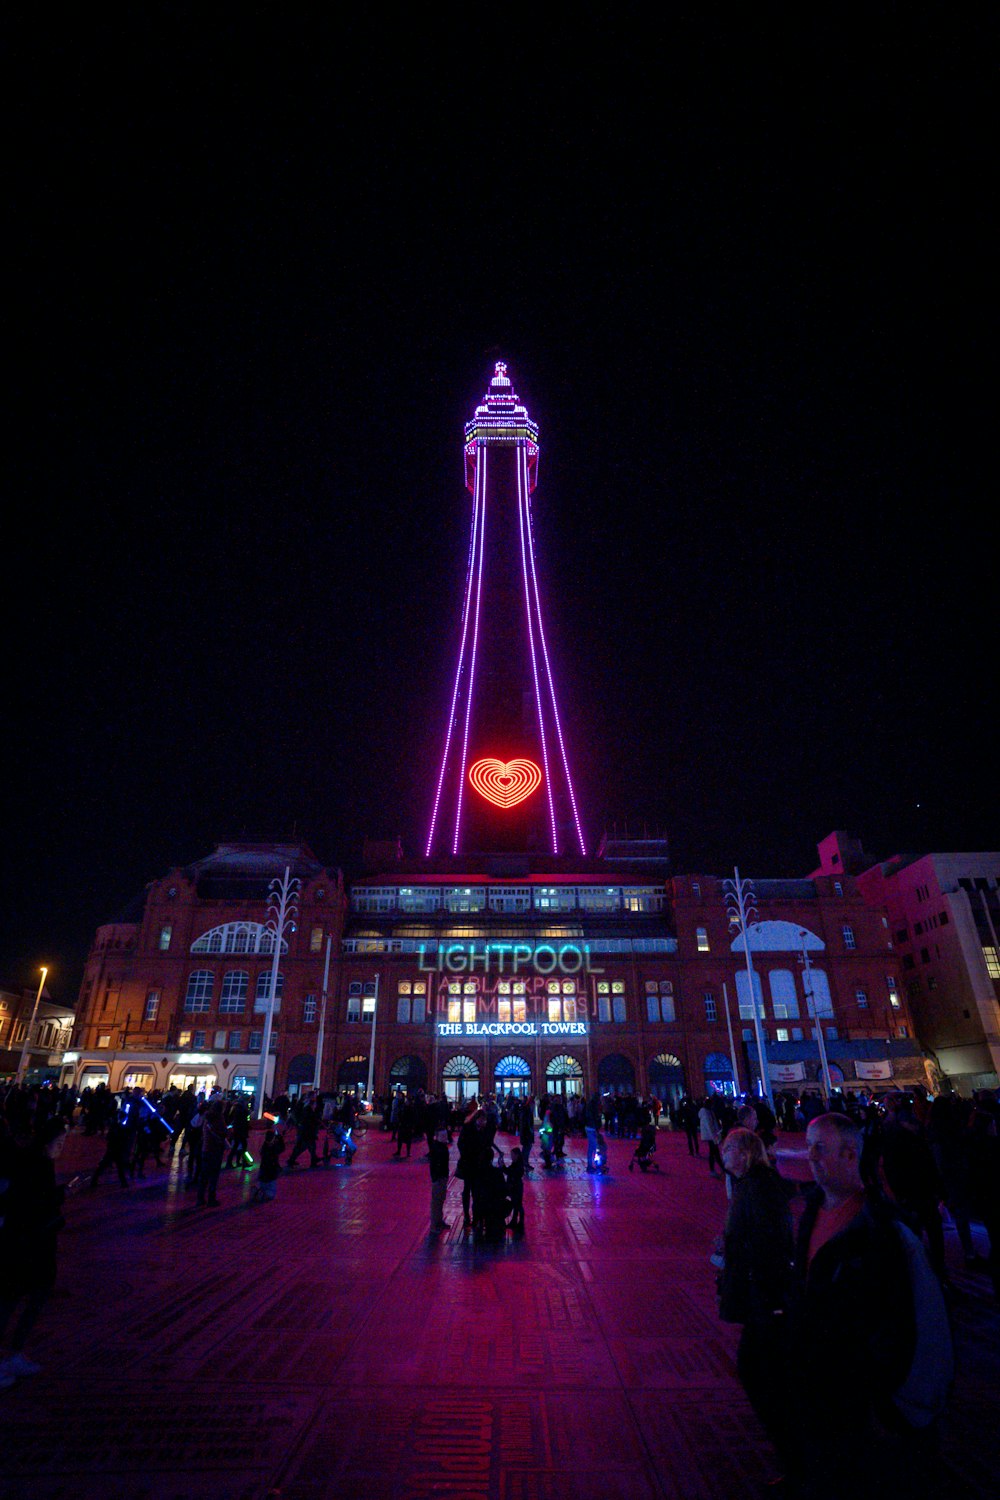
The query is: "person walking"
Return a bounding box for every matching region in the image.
[251,1125,285,1203]
[196,1102,227,1207]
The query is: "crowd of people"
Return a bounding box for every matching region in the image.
[3,1070,999,1487]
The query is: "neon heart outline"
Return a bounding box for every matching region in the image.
[468,757,543,810]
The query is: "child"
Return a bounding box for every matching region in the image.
[252,1126,285,1203]
[428,1126,450,1233]
[505,1146,525,1231]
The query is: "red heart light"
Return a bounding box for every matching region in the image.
[468,757,543,810]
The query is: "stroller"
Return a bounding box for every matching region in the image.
[628,1123,660,1173]
[321,1120,357,1166]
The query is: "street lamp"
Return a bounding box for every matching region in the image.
[723,869,774,1108]
[799,931,834,1101]
[313,935,332,1091]
[255,866,299,1120]
[365,975,380,1105]
[16,967,48,1085]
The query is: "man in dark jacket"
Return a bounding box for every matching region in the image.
[789,1112,923,1497]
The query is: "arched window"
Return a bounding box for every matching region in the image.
[254,971,285,1014]
[337,1055,368,1089]
[735,969,765,1019]
[219,971,249,1014]
[805,969,834,1016]
[597,1053,634,1092]
[546,1054,584,1079]
[183,970,214,1013]
[390,1055,428,1092]
[704,1052,734,1078]
[191,922,287,956]
[494,1054,531,1078]
[286,1053,315,1087]
[648,1052,685,1105]
[441,1053,480,1103]
[768,969,799,1020]
[443,1053,480,1080]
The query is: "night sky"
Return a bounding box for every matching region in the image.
[7,10,995,1002]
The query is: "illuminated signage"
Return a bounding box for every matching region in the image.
[61,1051,79,1063]
[177,1053,214,1065]
[437,1021,588,1038]
[468,757,542,809]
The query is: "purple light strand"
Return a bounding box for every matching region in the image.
[425,454,482,857]
[522,445,587,855]
[517,439,558,853]
[452,446,487,855]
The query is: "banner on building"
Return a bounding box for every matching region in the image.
[855,1059,892,1081]
[768,1062,806,1084]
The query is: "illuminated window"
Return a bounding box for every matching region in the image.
[309,926,324,953]
[886,974,901,1008]
[624,887,665,913]
[776,1028,789,1042]
[696,927,710,952]
[362,982,377,1021]
[219,971,248,1014]
[645,980,675,1022]
[597,981,628,1021]
[159,925,173,951]
[183,971,214,1013]
[347,983,362,1022]
[254,971,284,1014]
[534,886,577,912]
[736,970,765,1019]
[769,970,799,1019]
[444,887,487,913]
[579,887,620,912]
[412,982,426,1024]
[143,992,159,1022]
[178,1030,192,1047]
[98,1033,111,1048]
[399,887,442,913]
[984,947,1000,979]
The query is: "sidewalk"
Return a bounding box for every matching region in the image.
[2,1126,996,1499]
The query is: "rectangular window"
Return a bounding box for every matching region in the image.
[98,1033,111,1048]
[303,995,317,1024]
[776,1028,789,1042]
[214,1030,226,1049]
[444,886,487,913]
[833,881,843,895]
[249,1029,263,1051]
[488,886,531,913]
[842,924,856,950]
[309,926,324,953]
[704,993,717,1023]
[792,1027,804,1041]
[696,926,710,952]
[347,982,362,1023]
[646,994,660,1023]
[220,971,248,1014]
[855,988,868,1009]
[580,887,620,912]
[623,886,665,913]
[158,925,172,951]
[192,1031,206,1049]
[229,1030,243,1050]
[178,1030,192,1048]
[398,887,443,913]
[143,992,159,1022]
[983,947,1000,979]
[612,982,626,1022]
[691,882,701,898]
[412,982,426,1024]
[825,1027,838,1040]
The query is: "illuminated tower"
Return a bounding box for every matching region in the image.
[426,362,586,858]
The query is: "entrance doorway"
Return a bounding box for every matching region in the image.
[648,1052,686,1108]
[544,1054,583,1098]
[494,1054,531,1099]
[442,1053,480,1103]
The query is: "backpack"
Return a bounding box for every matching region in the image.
[892,1220,954,1428]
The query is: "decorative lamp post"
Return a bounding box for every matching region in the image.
[313,935,332,1091]
[721,982,742,1096]
[799,932,834,1101]
[723,869,773,1108]
[365,975,380,1105]
[16,966,48,1085]
[255,866,299,1120]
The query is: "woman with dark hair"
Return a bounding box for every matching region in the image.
[717,1126,796,1466]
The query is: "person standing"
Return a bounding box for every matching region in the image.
[252,1125,285,1203]
[717,1127,796,1465]
[0,1118,67,1384]
[428,1126,450,1233]
[196,1103,227,1207]
[681,1096,700,1156]
[698,1098,723,1176]
[517,1096,535,1173]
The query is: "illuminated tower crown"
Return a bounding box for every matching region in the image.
[426,362,586,858]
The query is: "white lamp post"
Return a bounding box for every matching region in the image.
[365,974,380,1105]
[724,869,774,1108]
[799,932,834,1101]
[255,866,299,1120]
[313,936,332,1091]
[721,982,742,1096]
[16,967,48,1085]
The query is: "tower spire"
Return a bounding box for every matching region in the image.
[425,362,585,859]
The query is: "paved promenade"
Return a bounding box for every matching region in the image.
[3,1124,997,1499]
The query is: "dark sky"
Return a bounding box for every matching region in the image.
[7,9,995,1002]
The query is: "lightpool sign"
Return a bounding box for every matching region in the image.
[418,942,601,975]
[437,1021,588,1038]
